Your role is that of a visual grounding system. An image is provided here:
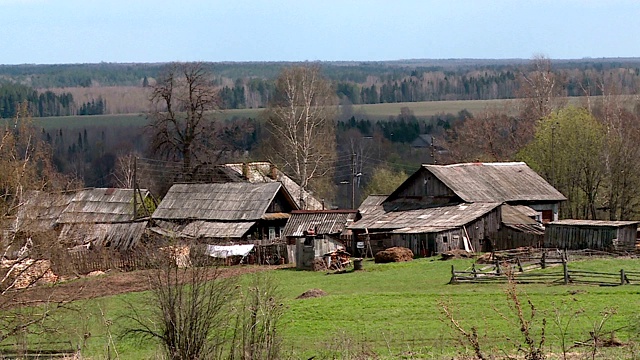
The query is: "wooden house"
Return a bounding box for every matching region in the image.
[282,210,356,269]
[544,220,639,252]
[386,162,566,222]
[151,182,298,242]
[350,162,564,255]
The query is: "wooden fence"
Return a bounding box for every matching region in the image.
[449,248,639,286]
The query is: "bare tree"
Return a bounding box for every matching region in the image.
[517,55,566,122]
[112,152,137,188]
[126,247,235,360]
[264,66,337,208]
[148,62,222,181]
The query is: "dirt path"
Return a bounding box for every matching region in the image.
[11,265,288,305]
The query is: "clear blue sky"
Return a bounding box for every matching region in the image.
[2,0,639,64]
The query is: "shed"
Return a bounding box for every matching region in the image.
[282,210,356,269]
[544,220,639,251]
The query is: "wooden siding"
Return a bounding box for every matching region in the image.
[544,223,637,251]
[493,227,543,251]
[391,169,458,205]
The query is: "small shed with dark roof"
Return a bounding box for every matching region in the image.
[544,220,639,252]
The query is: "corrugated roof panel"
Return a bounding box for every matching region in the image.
[283,211,357,237]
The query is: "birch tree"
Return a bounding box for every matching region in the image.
[517,55,566,122]
[264,66,337,208]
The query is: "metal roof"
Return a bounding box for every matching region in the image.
[222,162,323,210]
[420,162,566,203]
[548,220,640,227]
[57,188,149,224]
[153,182,286,221]
[350,202,501,231]
[283,211,357,237]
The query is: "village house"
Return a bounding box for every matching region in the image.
[150,182,298,243]
[350,162,564,255]
[282,210,356,269]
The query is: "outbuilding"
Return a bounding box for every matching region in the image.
[544,220,639,252]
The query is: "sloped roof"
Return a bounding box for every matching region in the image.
[222,162,324,210]
[358,195,387,216]
[283,210,357,237]
[548,220,639,227]
[18,190,76,232]
[350,202,501,231]
[153,182,291,221]
[59,221,148,251]
[421,162,566,203]
[151,220,255,239]
[501,204,538,225]
[58,188,149,224]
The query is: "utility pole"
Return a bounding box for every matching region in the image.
[132,156,137,220]
[430,136,437,165]
[351,153,356,209]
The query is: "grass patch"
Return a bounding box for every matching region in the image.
[5,257,640,359]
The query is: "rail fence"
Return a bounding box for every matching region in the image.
[450,248,639,286]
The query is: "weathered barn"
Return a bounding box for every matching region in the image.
[387,162,566,222]
[350,202,502,256]
[350,162,564,255]
[282,210,356,269]
[544,220,638,252]
[55,188,151,251]
[151,182,298,242]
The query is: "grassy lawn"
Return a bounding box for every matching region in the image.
[8,257,640,359]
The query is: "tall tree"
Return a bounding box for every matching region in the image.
[147,62,221,181]
[264,66,337,208]
[516,55,566,122]
[519,107,604,219]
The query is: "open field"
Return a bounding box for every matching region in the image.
[7,257,640,359]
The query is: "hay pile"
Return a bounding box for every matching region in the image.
[296,288,328,299]
[374,247,413,263]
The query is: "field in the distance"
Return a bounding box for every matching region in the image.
[21,257,640,359]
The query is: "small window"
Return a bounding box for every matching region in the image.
[268,227,276,240]
[442,236,448,243]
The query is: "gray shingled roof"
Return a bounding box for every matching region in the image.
[58,188,149,224]
[283,210,357,237]
[59,221,148,250]
[18,190,76,231]
[548,220,639,227]
[151,220,255,239]
[153,182,285,221]
[423,162,566,203]
[350,202,501,231]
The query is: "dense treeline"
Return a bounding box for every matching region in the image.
[2,60,640,113]
[0,83,75,118]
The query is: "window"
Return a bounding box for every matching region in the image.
[268,227,276,240]
[442,236,448,243]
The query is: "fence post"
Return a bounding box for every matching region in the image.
[472,263,477,279]
[562,256,569,285]
[495,259,501,275]
[449,265,456,284]
[516,257,523,272]
[541,250,546,269]
[621,269,626,285]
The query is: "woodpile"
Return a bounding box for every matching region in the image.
[440,249,474,260]
[374,247,413,263]
[1,259,59,289]
[316,250,351,271]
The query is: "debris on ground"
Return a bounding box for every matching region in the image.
[1,259,58,289]
[322,250,351,270]
[87,270,106,277]
[440,249,474,260]
[296,288,327,299]
[374,247,413,263]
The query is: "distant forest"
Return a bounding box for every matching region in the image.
[1,59,640,117]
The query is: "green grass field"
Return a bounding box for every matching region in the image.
[11,257,640,359]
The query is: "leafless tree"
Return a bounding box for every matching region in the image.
[125,247,236,360]
[112,152,137,188]
[264,66,337,208]
[517,55,566,122]
[148,62,222,181]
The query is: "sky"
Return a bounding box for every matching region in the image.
[2,0,639,64]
